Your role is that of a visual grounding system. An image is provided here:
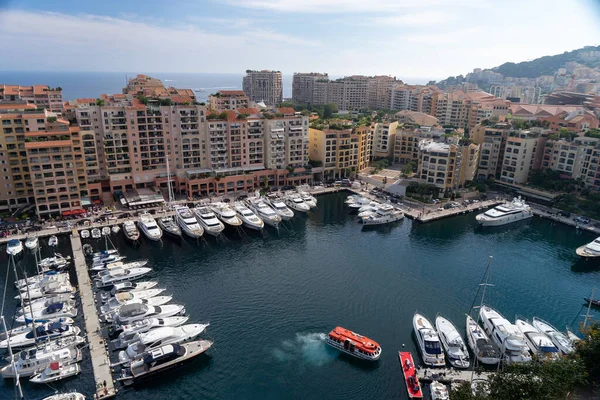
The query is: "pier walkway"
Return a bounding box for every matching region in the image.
[416,367,492,384]
[71,232,116,399]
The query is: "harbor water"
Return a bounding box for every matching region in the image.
[1,192,599,399]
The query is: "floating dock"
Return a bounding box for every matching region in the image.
[71,232,117,399]
[416,367,491,384]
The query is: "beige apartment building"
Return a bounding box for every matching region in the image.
[389,85,436,114]
[243,70,283,106]
[470,123,511,179]
[431,91,509,131]
[0,84,64,113]
[416,138,479,190]
[309,127,365,179]
[123,74,196,103]
[367,76,396,110]
[542,137,600,184]
[393,126,445,164]
[208,91,250,111]
[371,121,398,159]
[499,129,548,184]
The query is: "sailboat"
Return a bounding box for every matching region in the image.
[157,154,182,237]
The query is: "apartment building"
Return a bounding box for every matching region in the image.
[292,73,329,106]
[542,137,600,182]
[431,91,509,131]
[393,126,444,164]
[416,138,479,189]
[354,125,372,171]
[499,129,548,184]
[470,123,511,179]
[243,70,283,106]
[367,76,396,110]
[309,128,363,179]
[389,85,436,114]
[0,84,64,113]
[123,74,196,103]
[371,121,398,159]
[208,91,250,111]
[395,110,438,126]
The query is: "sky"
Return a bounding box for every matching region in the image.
[0,0,599,82]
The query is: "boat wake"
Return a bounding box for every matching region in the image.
[272,332,334,367]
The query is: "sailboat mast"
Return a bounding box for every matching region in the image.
[12,257,38,341]
[479,256,494,312]
[584,287,596,330]
[1,316,24,400]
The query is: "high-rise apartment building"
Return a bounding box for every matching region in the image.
[371,121,398,159]
[542,137,600,184]
[393,126,445,164]
[309,127,371,179]
[470,123,511,179]
[499,129,548,184]
[243,70,283,106]
[292,73,329,106]
[367,76,397,110]
[431,91,509,131]
[208,91,250,111]
[416,138,479,190]
[0,85,64,113]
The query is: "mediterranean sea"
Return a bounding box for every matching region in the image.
[0,192,598,399]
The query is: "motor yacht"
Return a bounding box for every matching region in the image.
[345,195,370,210]
[361,204,404,226]
[119,323,207,353]
[111,303,185,325]
[102,287,165,304]
[156,216,181,237]
[298,191,317,208]
[435,315,470,368]
[25,236,39,250]
[42,392,85,400]
[95,266,153,290]
[465,315,501,365]
[413,313,445,367]
[16,271,68,290]
[531,317,574,355]
[100,294,173,315]
[174,206,204,238]
[91,229,101,239]
[6,239,23,256]
[137,212,162,241]
[0,318,75,341]
[90,254,127,268]
[80,230,90,239]
[112,316,190,348]
[112,225,121,234]
[325,326,382,361]
[0,321,80,350]
[99,281,159,302]
[430,381,449,400]
[576,236,600,258]
[515,318,560,361]
[284,193,310,213]
[479,306,532,364]
[38,255,71,270]
[17,297,76,317]
[14,302,78,324]
[102,227,111,236]
[49,235,59,246]
[122,221,140,241]
[193,205,225,236]
[18,281,75,301]
[90,259,148,272]
[246,198,282,228]
[210,202,243,227]
[119,340,213,385]
[475,197,533,227]
[1,346,81,378]
[30,361,80,384]
[233,202,264,230]
[264,195,294,220]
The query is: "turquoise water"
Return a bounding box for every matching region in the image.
[1,192,599,399]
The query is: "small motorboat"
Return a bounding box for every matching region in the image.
[516,318,560,361]
[585,297,600,308]
[284,193,310,213]
[413,312,445,367]
[25,236,39,250]
[102,227,111,236]
[326,326,381,361]
[156,216,182,237]
[532,317,575,355]
[48,235,58,247]
[30,361,81,384]
[91,229,101,239]
[6,239,23,256]
[112,225,121,234]
[80,230,90,239]
[233,202,264,230]
[42,392,86,400]
[430,381,449,400]
[398,352,423,398]
[88,249,118,258]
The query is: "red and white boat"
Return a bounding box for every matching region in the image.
[399,351,423,399]
[326,326,382,361]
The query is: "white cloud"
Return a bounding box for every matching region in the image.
[224,0,436,13]
[399,27,481,44]
[371,11,456,26]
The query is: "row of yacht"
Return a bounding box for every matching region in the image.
[412,306,577,370]
[6,235,59,256]
[345,195,405,226]
[88,247,213,386]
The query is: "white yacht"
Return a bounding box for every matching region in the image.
[515,318,560,361]
[233,201,264,230]
[112,225,121,234]
[479,306,532,364]
[111,303,185,325]
[0,322,80,350]
[430,381,449,400]
[80,230,90,239]
[576,236,600,258]
[102,287,165,304]
[1,346,81,378]
[38,255,71,270]
[90,259,148,272]
[156,216,182,237]
[361,204,404,226]
[17,297,76,318]
[95,266,153,289]
[210,202,243,227]
[435,315,470,368]
[298,191,317,208]
[16,271,69,290]
[48,235,59,246]
[247,197,282,228]
[91,229,101,239]
[14,302,78,324]
[284,193,310,213]
[264,195,294,220]
[174,206,204,238]
[413,312,445,367]
[30,361,80,384]
[137,212,163,241]
[25,236,38,250]
[99,281,159,302]
[100,292,172,314]
[122,221,140,241]
[113,316,190,349]
[102,227,111,236]
[42,392,85,400]
[6,239,23,256]
[465,315,501,365]
[18,281,75,301]
[345,195,370,210]
[475,197,533,227]
[193,205,225,236]
[531,317,574,355]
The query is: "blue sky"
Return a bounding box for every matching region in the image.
[0,0,599,81]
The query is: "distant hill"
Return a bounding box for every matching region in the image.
[431,45,600,88]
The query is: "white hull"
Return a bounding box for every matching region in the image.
[362,214,404,225]
[465,315,500,365]
[6,241,23,256]
[532,317,574,355]
[1,347,81,378]
[435,315,470,369]
[413,313,445,367]
[325,338,381,361]
[25,237,39,250]
[476,212,532,227]
[138,215,163,241]
[30,363,80,384]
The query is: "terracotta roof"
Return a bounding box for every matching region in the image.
[277,107,296,115]
[2,85,20,95]
[170,95,194,104]
[0,103,37,110]
[25,140,72,149]
[237,108,260,115]
[219,90,246,96]
[76,98,97,104]
[33,85,48,95]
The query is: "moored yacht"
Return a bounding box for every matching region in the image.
[1,346,81,378]
[435,314,470,368]
[264,195,294,220]
[156,216,182,237]
[298,191,317,208]
[576,236,600,258]
[193,205,225,236]
[0,321,80,350]
[233,202,264,230]
[25,236,38,250]
[531,317,574,355]
[30,361,80,384]
[284,193,310,213]
[479,306,531,364]
[111,303,185,325]
[80,230,90,239]
[326,326,381,361]
[475,197,533,227]
[430,381,449,400]
[100,292,172,314]
[413,313,445,367]
[210,202,243,227]
[247,197,282,228]
[95,266,153,290]
[361,204,404,226]
[345,195,370,210]
[515,318,560,361]
[49,235,59,246]
[174,206,204,238]
[6,239,23,256]
[138,212,162,241]
[465,315,500,365]
[122,221,140,241]
[14,302,78,324]
[91,229,101,239]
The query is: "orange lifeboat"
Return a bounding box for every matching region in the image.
[326,326,382,361]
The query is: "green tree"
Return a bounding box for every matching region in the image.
[323,103,338,119]
[575,322,600,378]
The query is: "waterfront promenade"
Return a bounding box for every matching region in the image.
[71,232,117,399]
[416,367,492,384]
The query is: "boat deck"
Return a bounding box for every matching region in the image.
[398,352,423,398]
[71,232,117,399]
[416,367,492,384]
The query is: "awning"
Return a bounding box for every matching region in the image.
[62,209,86,216]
